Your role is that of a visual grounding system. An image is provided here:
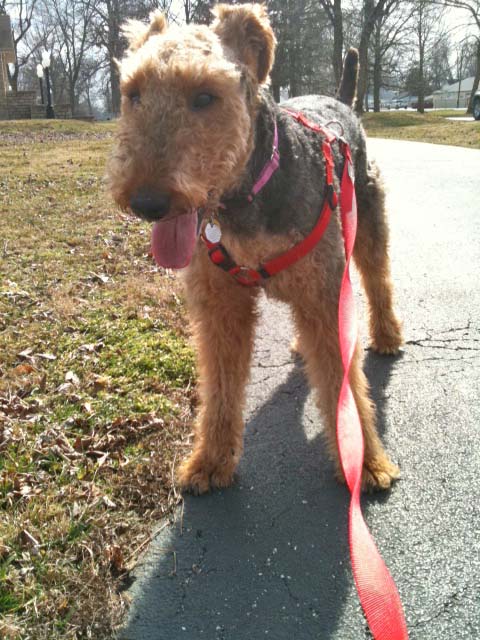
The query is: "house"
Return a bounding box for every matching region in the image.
[432,77,475,109]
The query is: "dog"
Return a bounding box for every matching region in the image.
[106,3,403,494]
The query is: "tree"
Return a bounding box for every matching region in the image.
[428,33,453,89]
[410,0,444,112]
[438,1,480,113]
[355,0,399,114]
[318,0,344,86]
[268,0,333,99]
[44,0,98,115]
[370,1,412,111]
[0,0,38,92]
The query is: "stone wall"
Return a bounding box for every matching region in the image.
[0,91,36,120]
[0,86,74,121]
[31,103,73,119]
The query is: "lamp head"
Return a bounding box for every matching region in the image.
[41,51,51,68]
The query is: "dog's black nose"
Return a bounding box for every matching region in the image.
[129,189,171,221]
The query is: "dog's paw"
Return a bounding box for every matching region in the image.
[177,451,236,495]
[335,456,400,492]
[361,456,400,492]
[371,323,404,355]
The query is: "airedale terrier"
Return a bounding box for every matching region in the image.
[107,3,403,494]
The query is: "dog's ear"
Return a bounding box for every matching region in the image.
[212,3,276,84]
[122,10,167,51]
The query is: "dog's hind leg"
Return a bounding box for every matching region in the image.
[177,248,259,494]
[288,263,399,491]
[353,161,403,355]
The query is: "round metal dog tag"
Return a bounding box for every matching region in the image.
[205,219,222,243]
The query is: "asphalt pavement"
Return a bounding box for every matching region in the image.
[118,139,480,640]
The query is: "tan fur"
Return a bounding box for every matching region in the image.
[178,245,260,493]
[212,3,277,84]
[122,10,167,52]
[354,162,404,355]
[107,4,403,495]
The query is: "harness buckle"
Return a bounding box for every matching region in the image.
[231,266,263,287]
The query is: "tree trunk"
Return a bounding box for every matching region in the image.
[417,43,425,113]
[373,63,381,111]
[355,0,376,115]
[373,20,381,112]
[69,83,76,117]
[110,60,120,115]
[332,0,344,87]
[467,39,480,114]
[289,49,300,96]
[356,32,369,114]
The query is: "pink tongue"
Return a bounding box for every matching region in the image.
[151,210,198,269]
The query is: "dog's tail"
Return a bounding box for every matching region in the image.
[336,48,359,108]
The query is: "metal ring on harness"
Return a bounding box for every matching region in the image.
[324,119,345,138]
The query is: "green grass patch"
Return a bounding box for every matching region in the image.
[363,110,480,149]
[0,119,195,639]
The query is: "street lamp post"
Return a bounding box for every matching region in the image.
[36,63,44,105]
[41,51,55,119]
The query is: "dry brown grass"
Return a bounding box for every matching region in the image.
[0,120,195,639]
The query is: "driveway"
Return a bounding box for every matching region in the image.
[118,139,480,640]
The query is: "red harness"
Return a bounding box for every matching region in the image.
[201,111,342,286]
[202,110,409,639]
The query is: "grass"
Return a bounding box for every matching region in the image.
[362,108,480,149]
[0,119,195,639]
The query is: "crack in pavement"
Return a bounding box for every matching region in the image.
[410,582,472,630]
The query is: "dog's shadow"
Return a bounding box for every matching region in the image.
[119,349,400,640]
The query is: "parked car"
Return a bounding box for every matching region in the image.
[394,98,408,109]
[473,90,480,121]
[411,99,433,109]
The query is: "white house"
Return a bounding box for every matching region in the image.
[432,76,475,109]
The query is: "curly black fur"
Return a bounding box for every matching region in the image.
[218,86,368,239]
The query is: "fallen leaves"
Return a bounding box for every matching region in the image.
[19,530,40,556]
[0,119,194,640]
[106,544,125,576]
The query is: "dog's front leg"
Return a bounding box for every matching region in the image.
[177,249,259,494]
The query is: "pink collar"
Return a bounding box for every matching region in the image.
[219,120,279,210]
[247,120,279,202]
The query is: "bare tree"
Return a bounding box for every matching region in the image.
[182,0,211,25]
[355,0,400,114]
[91,0,125,116]
[410,0,444,112]
[454,39,470,105]
[371,1,412,110]
[438,1,480,112]
[318,0,343,86]
[42,0,97,115]
[428,32,454,88]
[0,0,38,91]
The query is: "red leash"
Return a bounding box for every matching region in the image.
[338,145,409,640]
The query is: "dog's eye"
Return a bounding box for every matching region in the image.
[191,93,215,111]
[129,90,141,106]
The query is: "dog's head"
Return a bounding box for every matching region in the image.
[106,4,276,268]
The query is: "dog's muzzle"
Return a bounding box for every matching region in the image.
[129,188,171,221]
